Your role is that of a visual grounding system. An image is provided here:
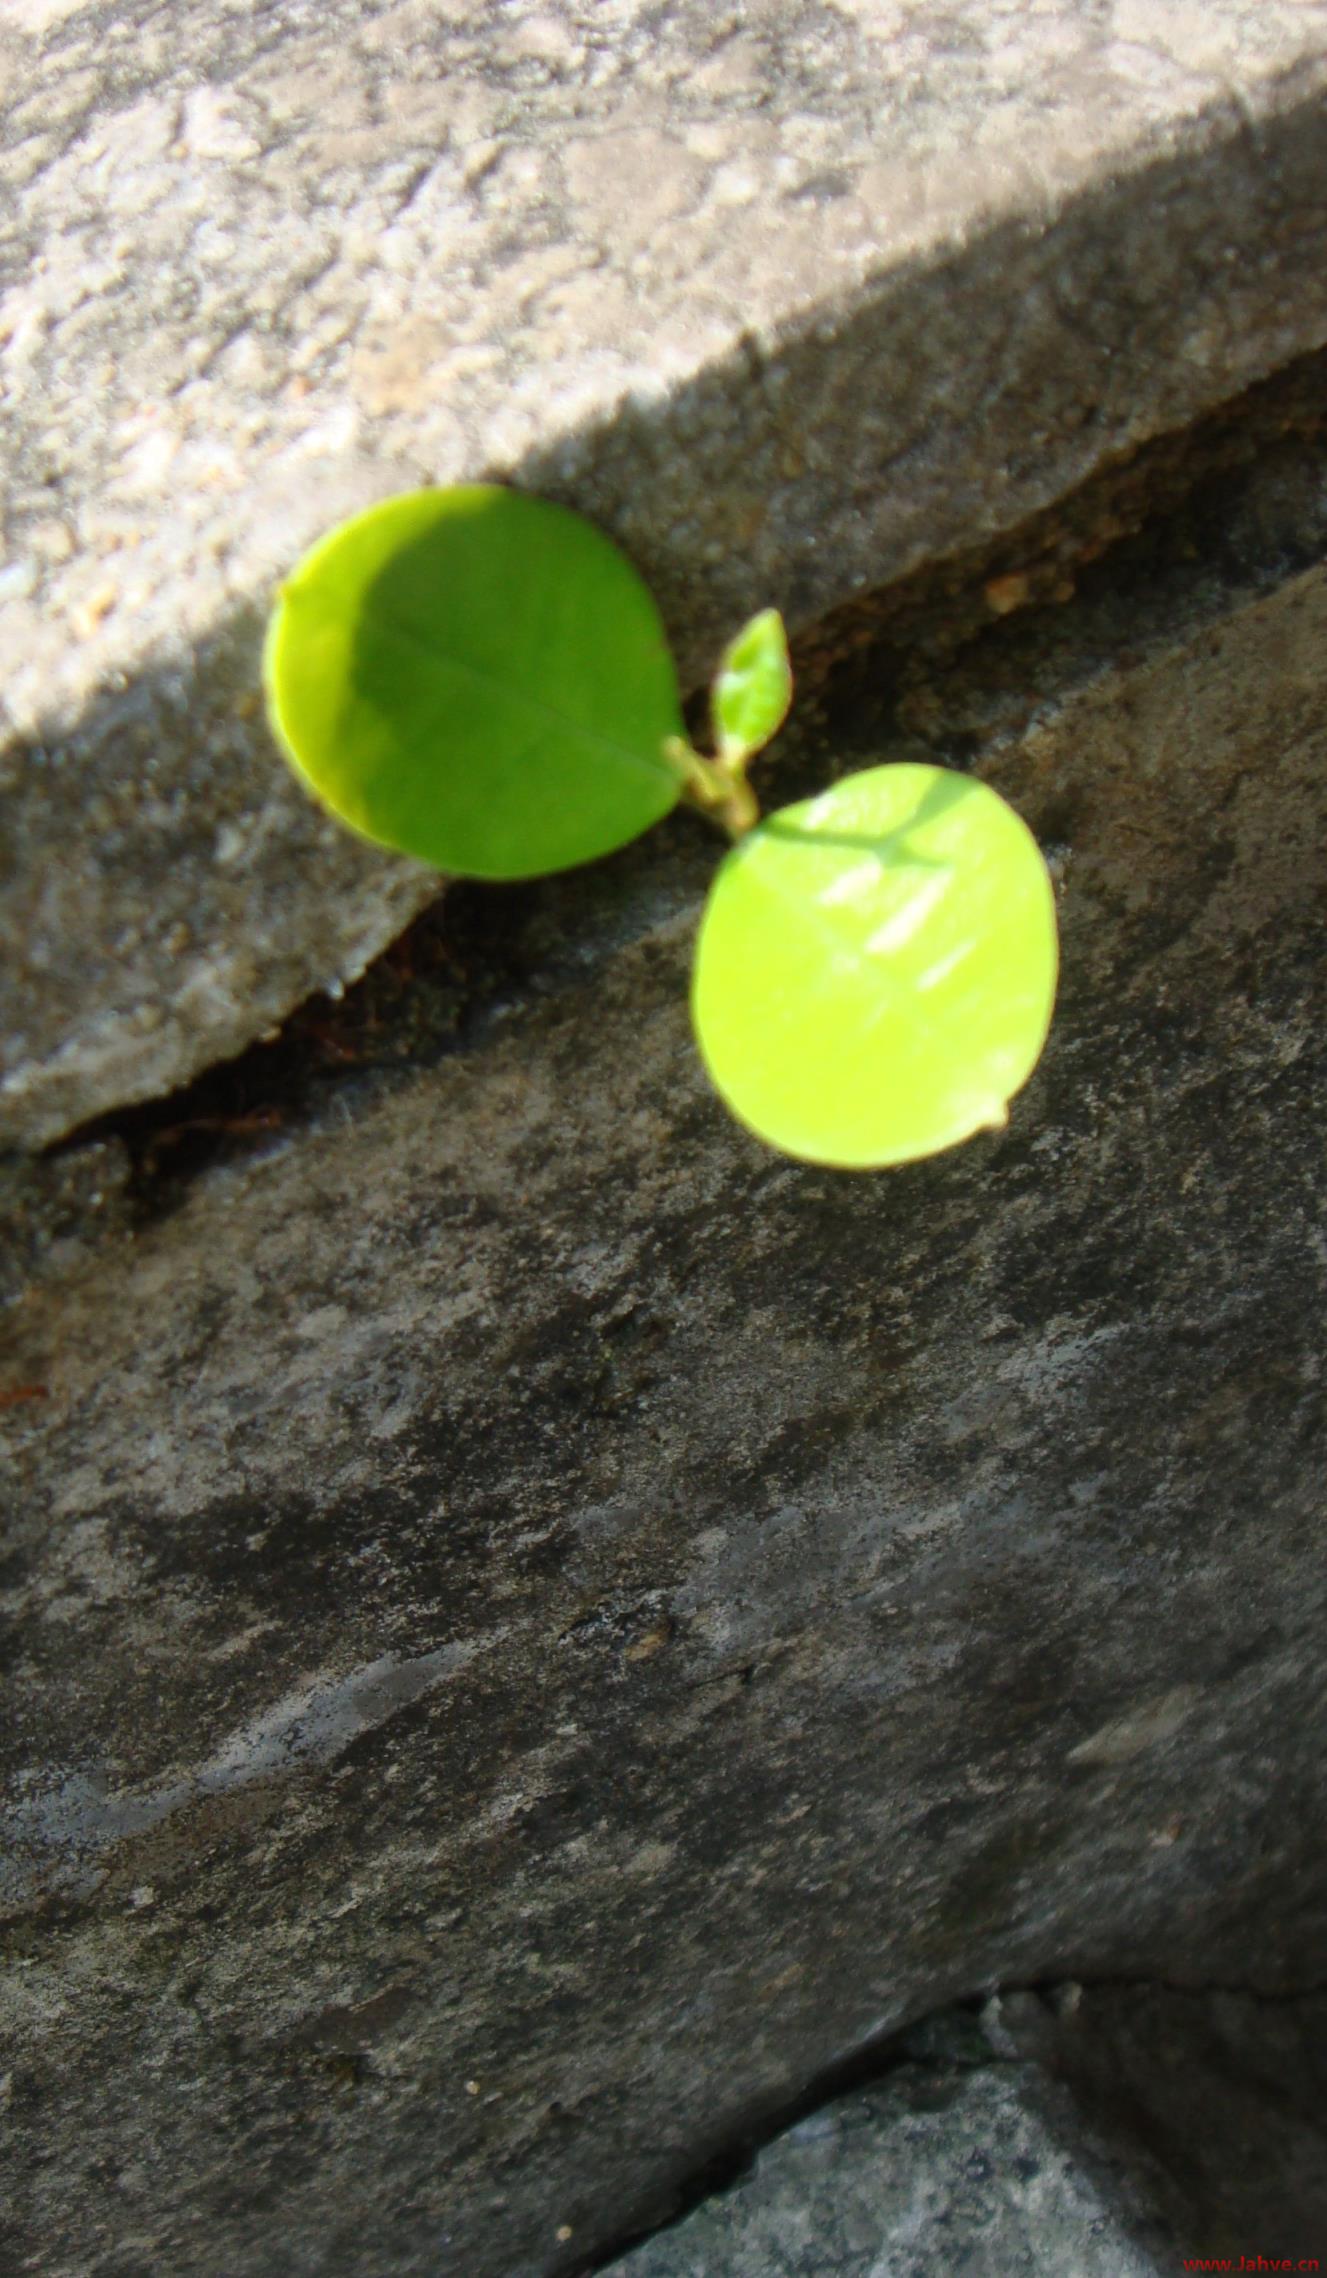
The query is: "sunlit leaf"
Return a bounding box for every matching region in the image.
[711,607,792,764]
[691,762,1059,1168]
[264,485,685,880]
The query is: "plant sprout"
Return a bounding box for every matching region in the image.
[265,484,1058,1169]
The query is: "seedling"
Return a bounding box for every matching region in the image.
[264,485,1057,1168]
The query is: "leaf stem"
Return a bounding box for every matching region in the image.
[663,737,760,840]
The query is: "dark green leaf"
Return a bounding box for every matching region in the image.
[264,486,685,879]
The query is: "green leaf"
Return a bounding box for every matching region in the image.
[263,485,685,880]
[691,762,1059,1169]
[711,608,792,764]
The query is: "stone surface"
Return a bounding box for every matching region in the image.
[1,527,1323,2275]
[609,1986,1327,2273]
[609,2005,1167,2276]
[994,1982,1327,2265]
[6,0,1327,1143]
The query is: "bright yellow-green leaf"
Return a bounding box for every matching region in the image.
[711,608,792,764]
[691,763,1059,1169]
[263,486,684,880]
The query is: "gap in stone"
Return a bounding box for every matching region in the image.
[573,1994,990,2274]
[35,339,1327,1237]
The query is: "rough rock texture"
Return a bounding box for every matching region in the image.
[610,2003,1168,2276]
[1,534,1323,2274]
[611,1987,1327,2274]
[993,1982,1327,2265]
[6,0,1327,1143]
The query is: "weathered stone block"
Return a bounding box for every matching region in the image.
[994,1982,1327,2265]
[1,549,1323,2274]
[609,1986,1327,2274]
[5,0,1327,1142]
[611,2005,1167,2277]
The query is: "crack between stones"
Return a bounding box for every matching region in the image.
[10,339,1327,1282]
[1033,1967,1327,2007]
[571,1967,1327,2275]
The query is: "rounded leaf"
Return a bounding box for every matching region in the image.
[691,763,1058,1168]
[264,485,685,879]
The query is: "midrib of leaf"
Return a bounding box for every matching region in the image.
[358,602,680,789]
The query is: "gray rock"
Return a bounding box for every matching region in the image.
[1000,1983,1327,2264]
[0,530,1323,2273]
[609,2037,1164,2277]
[609,1982,1327,2273]
[6,0,1327,1142]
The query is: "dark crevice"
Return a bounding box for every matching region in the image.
[570,1992,986,2274]
[570,1967,1327,2274]
[13,341,1327,1270]
[49,884,541,1209]
[795,339,1327,777]
[26,803,719,1230]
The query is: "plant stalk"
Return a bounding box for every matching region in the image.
[663,737,760,840]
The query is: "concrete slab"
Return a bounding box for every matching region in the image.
[5,0,1327,1144]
